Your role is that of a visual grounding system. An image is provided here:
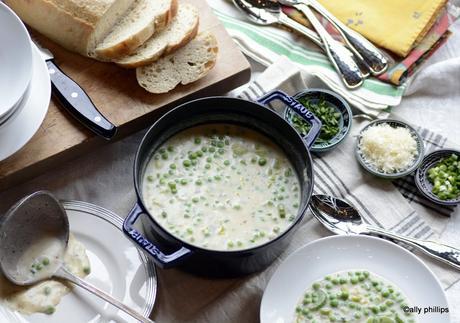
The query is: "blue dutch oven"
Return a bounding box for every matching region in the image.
[122,90,321,277]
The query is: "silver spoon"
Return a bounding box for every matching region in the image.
[305,0,388,75]
[0,191,154,323]
[310,194,460,270]
[233,0,364,89]
[280,0,388,75]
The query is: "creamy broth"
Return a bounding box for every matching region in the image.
[142,124,301,251]
[17,236,64,283]
[0,234,90,315]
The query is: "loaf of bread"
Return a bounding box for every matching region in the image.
[94,0,178,59]
[7,0,218,94]
[136,32,218,93]
[5,0,135,56]
[115,3,199,68]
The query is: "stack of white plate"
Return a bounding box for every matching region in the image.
[0,2,51,161]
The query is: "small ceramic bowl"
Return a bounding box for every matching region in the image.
[284,89,352,152]
[0,3,33,120]
[355,119,424,179]
[415,149,460,206]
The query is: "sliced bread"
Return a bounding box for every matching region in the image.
[93,0,178,59]
[6,0,135,56]
[115,3,199,68]
[136,32,218,94]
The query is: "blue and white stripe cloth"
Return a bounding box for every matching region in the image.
[235,58,459,293]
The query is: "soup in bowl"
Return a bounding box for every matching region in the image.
[123,90,321,276]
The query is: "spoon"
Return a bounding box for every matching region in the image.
[0,191,154,323]
[281,0,388,75]
[233,0,364,89]
[309,194,460,270]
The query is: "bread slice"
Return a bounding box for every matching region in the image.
[115,3,199,68]
[136,32,218,94]
[93,0,178,59]
[6,0,135,56]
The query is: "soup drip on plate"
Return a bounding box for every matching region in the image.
[142,124,301,251]
[0,234,90,315]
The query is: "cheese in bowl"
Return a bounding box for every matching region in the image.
[142,124,301,251]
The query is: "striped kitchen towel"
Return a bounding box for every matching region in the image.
[236,60,459,290]
[211,0,460,116]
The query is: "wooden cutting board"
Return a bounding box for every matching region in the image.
[0,0,251,191]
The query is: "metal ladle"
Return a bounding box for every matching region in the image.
[0,191,154,323]
[310,194,460,270]
[233,0,364,89]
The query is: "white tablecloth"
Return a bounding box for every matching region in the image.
[0,14,459,323]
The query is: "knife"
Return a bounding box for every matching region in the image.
[31,39,117,140]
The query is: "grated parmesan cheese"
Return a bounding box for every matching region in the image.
[359,123,417,173]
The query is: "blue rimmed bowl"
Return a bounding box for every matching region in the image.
[415,149,460,206]
[284,89,352,153]
[355,119,425,179]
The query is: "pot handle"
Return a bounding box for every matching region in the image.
[122,202,193,268]
[257,90,322,148]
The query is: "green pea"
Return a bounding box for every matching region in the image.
[161,211,167,218]
[218,148,225,154]
[161,152,168,160]
[224,160,230,166]
[83,267,91,275]
[42,257,50,266]
[180,179,188,185]
[43,286,51,295]
[195,179,202,186]
[170,164,176,169]
[44,306,55,315]
[194,137,201,144]
[258,157,267,166]
[183,159,191,167]
[340,291,349,301]
[330,299,338,307]
[192,197,199,203]
[205,164,211,169]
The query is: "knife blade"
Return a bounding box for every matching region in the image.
[31,38,117,140]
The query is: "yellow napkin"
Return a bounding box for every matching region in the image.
[318,0,447,57]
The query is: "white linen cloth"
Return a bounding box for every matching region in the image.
[0,7,460,323]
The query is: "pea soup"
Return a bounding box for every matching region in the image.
[142,124,301,251]
[295,270,415,323]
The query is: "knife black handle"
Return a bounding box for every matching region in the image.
[46,61,117,140]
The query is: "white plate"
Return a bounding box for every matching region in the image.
[0,200,157,323]
[261,235,449,323]
[0,2,33,117]
[0,43,50,162]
